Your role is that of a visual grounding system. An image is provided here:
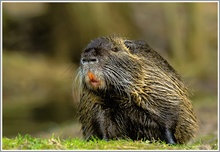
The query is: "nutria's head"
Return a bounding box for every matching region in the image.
[78,36,144,96]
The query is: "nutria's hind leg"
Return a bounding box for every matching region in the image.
[164,128,177,145]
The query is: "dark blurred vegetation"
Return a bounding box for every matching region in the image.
[2,2,218,140]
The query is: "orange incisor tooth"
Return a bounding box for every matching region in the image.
[88,71,96,81]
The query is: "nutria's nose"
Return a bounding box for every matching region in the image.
[81,48,99,65]
[81,57,98,65]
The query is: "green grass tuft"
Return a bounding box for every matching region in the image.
[2,134,218,150]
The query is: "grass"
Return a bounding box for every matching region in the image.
[2,134,218,150]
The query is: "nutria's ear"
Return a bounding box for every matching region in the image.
[124,40,135,50]
[124,40,138,54]
[124,40,149,53]
[124,40,148,53]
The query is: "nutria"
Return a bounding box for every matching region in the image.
[75,36,199,144]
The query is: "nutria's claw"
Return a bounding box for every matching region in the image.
[164,128,177,145]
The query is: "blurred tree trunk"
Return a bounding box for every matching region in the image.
[47,3,75,63]
[186,3,207,66]
[163,3,186,65]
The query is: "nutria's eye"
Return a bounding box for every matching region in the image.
[111,47,119,52]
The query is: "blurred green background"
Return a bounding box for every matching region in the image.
[2,2,218,141]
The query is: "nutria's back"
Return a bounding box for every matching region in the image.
[76,36,199,144]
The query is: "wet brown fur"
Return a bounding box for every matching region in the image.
[75,36,199,144]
